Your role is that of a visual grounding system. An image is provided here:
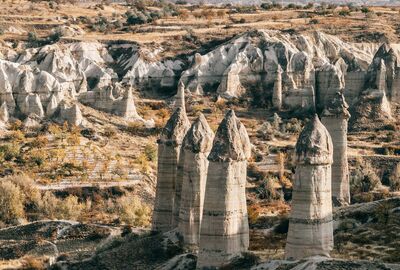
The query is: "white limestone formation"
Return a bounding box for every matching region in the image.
[197,110,249,269]
[321,92,351,206]
[152,108,190,232]
[177,114,214,249]
[285,115,334,260]
[272,65,283,110]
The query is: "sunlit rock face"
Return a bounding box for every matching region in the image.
[177,114,214,250]
[179,30,377,111]
[197,110,250,269]
[152,108,190,233]
[285,115,334,260]
[321,92,351,206]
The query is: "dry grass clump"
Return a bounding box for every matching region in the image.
[0,174,86,224]
[0,180,25,224]
[114,195,151,227]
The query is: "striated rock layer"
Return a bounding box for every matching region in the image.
[152,108,190,232]
[321,92,351,206]
[177,114,214,249]
[197,110,250,269]
[285,115,334,260]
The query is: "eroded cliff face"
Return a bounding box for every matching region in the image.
[0,30,398,129]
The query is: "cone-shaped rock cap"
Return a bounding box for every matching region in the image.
[208,110,246,162]
[321,92,350,119]
[183,113,214,153]
[371,43,398,67]
[159,107,190,145]
[295,115,333,165]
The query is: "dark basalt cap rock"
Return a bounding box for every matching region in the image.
[295,115,333,165]
[208,110,246,162]
[183,113,214,153]
[321,92,350,119]
[159,107,190,145]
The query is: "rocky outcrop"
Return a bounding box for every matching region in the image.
[322,92,351,206]
[197,110,249,268]
[0,102,9,129]
[113,87,140,119]
[272,65,283,110]
[180,30,376,110]
[285,116,333,260]
[56,101,84,126]
[174,81,186,111]
[177,114,214,249]
[152,108,191,232]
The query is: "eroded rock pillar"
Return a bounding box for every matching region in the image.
[177,114,214,249]
[285,115,334,260]
[321,92,351,206]
[197,110,249,268]
[152,107,190,232]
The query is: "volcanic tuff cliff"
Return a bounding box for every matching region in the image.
[0,30,398,127]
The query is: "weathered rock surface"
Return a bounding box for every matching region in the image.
[56,101,84,126]
[152,108,191,232]
[197,110,249,269]
[177,114,214,249]
[0,102,9,129]
[321,92,351,206]
[179,30,377,110]
[285,116,334,260]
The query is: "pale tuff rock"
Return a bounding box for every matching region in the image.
[153,108,190,232]
[46,94,59,117]
[0,102,9,129]
[23,114,41,130]
[197,110,249,268]
[177,114,214,249]
[285,116,334,260]
[20,94,45,118]
[272,65,283,110]
[174,81,186,111]
[316,59,346,110]
[366,43,398,98]
[119,46,184,87]
[322,92,351,206]
[114,87,140,119]
[57,101,84,126]
[180,30,375,110]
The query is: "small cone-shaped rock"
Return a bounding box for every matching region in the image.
[177,114,214,249]
[272,65,283,110]
[59,102,84,126]
[285,115,334,260]
[152,107,190,232]
[321,92,351,206]
[117,88,140,119]
[174,81,186,111]
[197,110,249,269]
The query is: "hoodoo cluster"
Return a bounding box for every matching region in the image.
[152,92,251,268]
[152,88,351,267]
